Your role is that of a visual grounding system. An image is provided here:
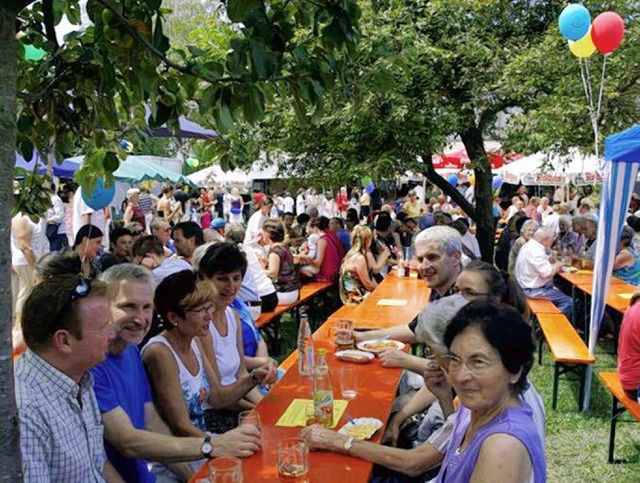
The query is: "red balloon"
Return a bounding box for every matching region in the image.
[591,12,625,54]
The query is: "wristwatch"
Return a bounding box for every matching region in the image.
[343,436,354,451]
[201,436,213,459]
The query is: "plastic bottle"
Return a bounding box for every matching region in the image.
[297,308,314,376]
[313,348,334,428]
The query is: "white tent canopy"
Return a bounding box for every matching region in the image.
[500,148,604,186]
[187,153,285,187]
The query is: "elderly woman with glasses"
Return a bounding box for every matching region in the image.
[142,271,271,440]
[433,301,546,482]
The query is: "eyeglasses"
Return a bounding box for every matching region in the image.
[451,285,490,300]
[443,354,498,375]
[187,304,213,317]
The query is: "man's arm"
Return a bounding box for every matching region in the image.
[383,385,436,446]
[18,409,52,481]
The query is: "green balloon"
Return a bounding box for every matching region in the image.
[24,44,46,61]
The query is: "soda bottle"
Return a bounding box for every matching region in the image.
[397,253,405,277]
[313,348,334,428]
[298,307,314,376]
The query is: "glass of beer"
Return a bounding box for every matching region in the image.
[277,438,309,479]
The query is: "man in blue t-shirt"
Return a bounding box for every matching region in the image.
[91,264,262,481]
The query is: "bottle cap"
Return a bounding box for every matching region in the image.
[318,348,327,355]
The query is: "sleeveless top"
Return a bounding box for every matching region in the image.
[269,244,301,293]
[231,197,242,214]
[208,307,241,386]
[130,203,146,226]
[141,335,211,431]
[339,262,371,305]
[435,404,546,483]
[316,233,343,283]
[613,248,640,286]
[11,215,44,266]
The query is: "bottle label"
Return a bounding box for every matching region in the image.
[313,391,334,426]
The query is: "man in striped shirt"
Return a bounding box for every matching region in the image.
[15,272,119,481]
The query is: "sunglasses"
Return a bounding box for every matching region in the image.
[47,277,92,338]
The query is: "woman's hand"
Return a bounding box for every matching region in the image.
[378,348,408,368]
[423,358,451,403]
[382,413,406,447]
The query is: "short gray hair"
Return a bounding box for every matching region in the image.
[533,226,555,242]
[520,219,540,236]
[192,241,218,270]
[414,294,469,352]
[414,226,462,256]
[225,224,246,244]
[100,263,154,288]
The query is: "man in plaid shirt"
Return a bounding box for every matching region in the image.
[15,273,120,481]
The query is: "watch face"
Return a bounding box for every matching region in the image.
[202,442,213,455]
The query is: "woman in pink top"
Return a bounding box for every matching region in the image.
[298,216,344,283]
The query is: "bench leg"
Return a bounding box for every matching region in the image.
[552,363,560,410]
[578,365,586,412]
[538,336,544,366]
[608,397,619,464]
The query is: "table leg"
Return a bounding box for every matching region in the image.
[552,363,560,410]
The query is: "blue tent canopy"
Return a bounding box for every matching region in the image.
[583,124,640,410]
[14,151,79,178]
[605,124,640,162]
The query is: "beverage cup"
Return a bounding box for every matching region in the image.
[208,457,242,483]
[238,410,261,432]
[330,319,354,350]
[277,438,309,479]
[339,366,358,399]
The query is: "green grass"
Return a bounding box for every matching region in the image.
[270,310,640,482]
[530,341,640,482]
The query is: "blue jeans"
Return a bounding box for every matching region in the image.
[524,283,573,319]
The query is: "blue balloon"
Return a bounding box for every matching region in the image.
[81,178,115,210]
[492,176,504,190]
[558,4,591,41]
[448,175,459,186]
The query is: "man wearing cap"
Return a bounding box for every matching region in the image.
[210,218,226,237]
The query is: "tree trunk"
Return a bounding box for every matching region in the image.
[460,126,495,263]
[0,6,22,482]
[421,142,495,263]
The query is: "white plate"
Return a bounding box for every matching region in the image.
[335,350,375,363]
[356,339,405,354]
[562,266,578,273]
[338,417,383,440]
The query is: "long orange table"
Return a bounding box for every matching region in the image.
[329,271,431,329]
[190,272,431,482]
[577,281,638,315]
[557,270,627,287]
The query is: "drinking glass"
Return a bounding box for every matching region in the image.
[238,410,261,431]
[339,366,358,399]
[208,457,242,483]
[330,319,355,350]
[277,438,309,479]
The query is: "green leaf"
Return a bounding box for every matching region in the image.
[153,17,170,53]
[227,0,262,23]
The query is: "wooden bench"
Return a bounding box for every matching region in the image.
[598,372,640,463]
[537,313,595,410]
[255,281,334,354]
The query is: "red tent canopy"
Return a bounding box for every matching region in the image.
[432,149,522,170]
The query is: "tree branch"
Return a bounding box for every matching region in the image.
[42,0,59,51]
[420,153,478,220]
[95,0,300,86]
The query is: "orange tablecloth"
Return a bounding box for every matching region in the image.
[189,272,431,482]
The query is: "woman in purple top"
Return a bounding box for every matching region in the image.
[436,300,546,483]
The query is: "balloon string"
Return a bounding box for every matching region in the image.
[581,57,599,158]
[596,54,607,129]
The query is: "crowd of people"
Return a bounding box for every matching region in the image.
[10,177,640,482]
